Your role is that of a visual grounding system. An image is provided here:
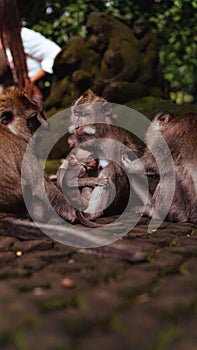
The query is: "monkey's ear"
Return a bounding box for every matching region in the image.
[0,110,14,125]
[155,112,174,125]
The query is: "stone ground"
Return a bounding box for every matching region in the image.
[0,214,196,350]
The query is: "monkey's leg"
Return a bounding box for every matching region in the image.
[150,174,188,223]
[58,164,108,211]
[22,150,76,223]
[122,154,153,212]
[130,174,153,214]
[165,175,189,223]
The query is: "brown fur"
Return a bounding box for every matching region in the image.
[69,90,143,224]
[122,111,197,223]
[57,147,108,211]
[0,87,47,141]
[0,87,76,223]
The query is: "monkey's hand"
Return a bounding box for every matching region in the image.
[121,154,131,167]
[95,176,108,187]
[64,206,77,223]
[121,155,144,174]
[132,204,152,217]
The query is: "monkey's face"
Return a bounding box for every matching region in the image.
[71,102,112,136]
[86,12,110,53]
[133,19,148,38]
[0,87,48,142]
[86,158,97,170]
[71,104,96,136]
[68,148,96,170]
[71,104,94,127]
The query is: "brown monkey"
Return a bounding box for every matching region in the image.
[68,90,149,223]
[0,87,48,141]
[57,146,108,211]
[0,87,76,223]
[70,89,135,153]
[122,111,197,223]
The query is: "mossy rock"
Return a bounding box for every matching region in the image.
[46,36,100,109]
[126,96,197,119]
[47,12,164,109]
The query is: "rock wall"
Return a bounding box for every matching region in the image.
[45,12,165,111]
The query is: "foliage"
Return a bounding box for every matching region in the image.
[19,0,197,103]
[150,0,197,104]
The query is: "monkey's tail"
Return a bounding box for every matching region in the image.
[76,210,105,228]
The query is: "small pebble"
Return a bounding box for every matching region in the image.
[61,278,75,288]
[33,287,43,296]
[68,259,75,264]
[16,251,22,257]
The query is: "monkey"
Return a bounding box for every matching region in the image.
[0,86,48,141]
[57,145,130,226]
[67,89,151,225]
[132,17,164,93]
[122,111,197,223]
[93,49,124,95]
[57,146,108,211]
[0,86,76,224]
[69,89,136,160]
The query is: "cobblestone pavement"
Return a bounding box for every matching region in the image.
[0,215,196,350]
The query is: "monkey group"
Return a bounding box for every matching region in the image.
[58,89,147,227]
[0,87,196,228]
[61,90,197,226]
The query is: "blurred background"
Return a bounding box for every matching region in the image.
[17,0,197,105]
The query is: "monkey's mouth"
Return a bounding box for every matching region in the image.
[75,126,96,136]
[74,127,84,135]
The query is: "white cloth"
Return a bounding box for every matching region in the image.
[6,27,61,78]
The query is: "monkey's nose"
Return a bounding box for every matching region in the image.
[75,126,83,135]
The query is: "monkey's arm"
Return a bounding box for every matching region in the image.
[122,151,159,176]
[106,42,139,82]
[72,176,108,188]
[58,169,108,188]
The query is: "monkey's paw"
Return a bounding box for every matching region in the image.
[122,155,144,174]
[97,176,109,187]
[132,204,152,218]
[121,154,131,169]
[63,206,77,223]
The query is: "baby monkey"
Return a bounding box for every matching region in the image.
[57,147,108,212]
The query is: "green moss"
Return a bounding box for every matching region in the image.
[39,295,80,313]
[127,96,197,119]
[179,262,190,276]
[168,236,179,247]
[44,159,61,175]
[39,297,68,312]
[150,324,179,350]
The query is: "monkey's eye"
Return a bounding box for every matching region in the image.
[74,110,88,117]
[80,111,88,117]
[0,110,14,125]
[30,113,38,119]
